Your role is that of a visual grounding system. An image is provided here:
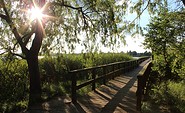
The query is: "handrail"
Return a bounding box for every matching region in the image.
[136,60,152,111]
[69,56,150,103]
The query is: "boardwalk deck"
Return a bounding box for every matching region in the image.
[27,59,150,113]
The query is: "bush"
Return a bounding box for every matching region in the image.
[149,80,185,113]
[0,59,29,112]
[167,81,185,112]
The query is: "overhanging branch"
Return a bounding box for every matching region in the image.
[129,0,150,25]
[51,2,88,27]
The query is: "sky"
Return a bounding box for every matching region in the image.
[117,5,150,53]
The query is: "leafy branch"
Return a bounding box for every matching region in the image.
[129,0,150,25]
[0,0,29,55]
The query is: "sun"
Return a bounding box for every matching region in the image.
[28,6,44,21]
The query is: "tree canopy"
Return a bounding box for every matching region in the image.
[0,0,184,56]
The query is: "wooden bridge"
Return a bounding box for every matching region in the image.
[27,57,152,113]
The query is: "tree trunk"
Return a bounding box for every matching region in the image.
[27,51,42,106]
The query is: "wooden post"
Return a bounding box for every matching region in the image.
[136,75,143,111]
[128,62,131,71]
[131,61,133,70]
[112,64,115,79]
[103,66,106,85]
[134,60,136,68]
[118,63,120,76]
[123,62,125,73]
[130,61,132,70]
[92,69,96,91]
[71,72,77,103]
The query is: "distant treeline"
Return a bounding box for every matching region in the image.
[126,51,151,57]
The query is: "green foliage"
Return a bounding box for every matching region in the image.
[148,81,185,113]
[167,81,185,112]
[0,59,29,112]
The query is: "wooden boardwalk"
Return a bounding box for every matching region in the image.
[27,59,150,113]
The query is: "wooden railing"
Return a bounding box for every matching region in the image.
[69,57,150,103]
[136,60,152,111]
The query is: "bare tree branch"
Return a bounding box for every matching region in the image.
[22,29,35,46]
[11,52,26,59]
[12,42,19,53]
[0,51,8,55]
[54,2,82,10]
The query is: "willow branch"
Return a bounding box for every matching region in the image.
[129,0,150,25]
[51,2,88,27]
[1,0,28,55]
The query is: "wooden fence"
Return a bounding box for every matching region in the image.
[136,60,152,111]
[69,57,150,103]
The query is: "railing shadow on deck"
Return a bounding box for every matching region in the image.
[100,75,138,113]
[69,57,150,103]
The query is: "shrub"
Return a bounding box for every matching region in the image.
[0,59,29,112]
[149,80,185,113]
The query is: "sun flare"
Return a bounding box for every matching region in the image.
[28,6,44,21]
